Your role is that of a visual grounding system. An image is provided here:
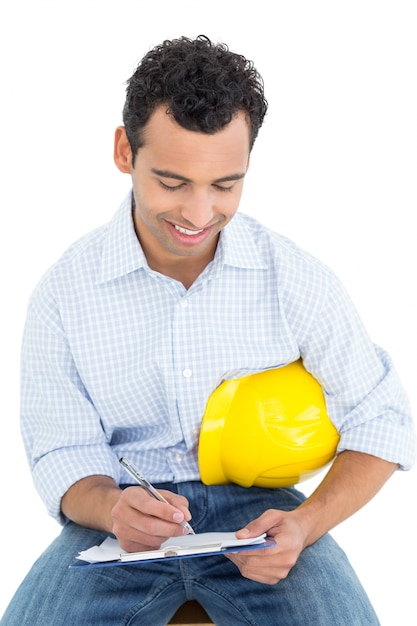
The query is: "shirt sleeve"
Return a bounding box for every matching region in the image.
[297,272,415,470]
[20,286,122,524]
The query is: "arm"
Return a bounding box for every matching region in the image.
[293,450,397,544]
[61,475,193,552]
[227,450,397,584]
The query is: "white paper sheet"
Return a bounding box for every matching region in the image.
[76,532,267,564]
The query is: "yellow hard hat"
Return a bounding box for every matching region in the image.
[198,360,340,488]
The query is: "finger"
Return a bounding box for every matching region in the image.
[226,552,286,585]
[158,491,193,522]
[123,486,187,525]
[112,489,190,547]
[115,510,188,552]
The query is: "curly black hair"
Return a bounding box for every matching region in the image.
[123,35,268,163]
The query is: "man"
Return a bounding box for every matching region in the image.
[2,35,415,625]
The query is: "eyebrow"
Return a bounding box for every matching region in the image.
[151,168,246,184]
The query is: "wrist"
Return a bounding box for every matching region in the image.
[290,500,325,548]
[61,475,122,532]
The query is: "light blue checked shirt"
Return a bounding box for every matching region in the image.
[21,192,415,522]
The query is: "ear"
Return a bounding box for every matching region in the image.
[114,126,133,173]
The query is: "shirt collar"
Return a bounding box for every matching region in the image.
[98,191,267,284]
[217,214,267,270]
[97,191,146,284]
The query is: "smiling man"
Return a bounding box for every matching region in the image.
[114,106,250,287]
[3,35,415,626]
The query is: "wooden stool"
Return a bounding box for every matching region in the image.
[169,600,214,624]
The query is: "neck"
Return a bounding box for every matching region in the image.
[145,249,215,289]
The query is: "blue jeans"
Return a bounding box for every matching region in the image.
[2,482,380,625]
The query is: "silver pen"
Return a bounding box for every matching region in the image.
[119,457,195,534]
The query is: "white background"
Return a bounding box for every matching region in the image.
[1,1,416,623]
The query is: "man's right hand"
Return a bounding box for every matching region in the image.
[111,484,192,552]
[61,475,192,552]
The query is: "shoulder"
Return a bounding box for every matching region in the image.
[26,221,110,329]
[29,193,134,305]
[231,213,346,329]
[233,212,336,282]
[36,223,108,288]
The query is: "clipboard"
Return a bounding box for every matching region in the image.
[70,532,276,569]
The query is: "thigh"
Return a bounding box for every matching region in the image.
[180,533,379,626]
[176,482,308,533]
[174,484,380,626]
[1,522,185,626]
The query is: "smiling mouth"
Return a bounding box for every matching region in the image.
[174,224,205,236]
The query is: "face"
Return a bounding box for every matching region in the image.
[114,107,250,282]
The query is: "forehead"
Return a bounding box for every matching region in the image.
[138,106,250,179]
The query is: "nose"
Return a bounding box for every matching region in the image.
[180,189,214,229]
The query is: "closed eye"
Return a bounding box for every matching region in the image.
[213,184,234,192]
[159,181,186,192]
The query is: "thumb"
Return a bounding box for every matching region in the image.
[235,509,283,539]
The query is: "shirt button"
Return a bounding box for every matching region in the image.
[180,299,188,308]
[176,453,184,462]
[182,369,192,378]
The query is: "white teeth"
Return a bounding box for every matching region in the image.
[174,225,204,236]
